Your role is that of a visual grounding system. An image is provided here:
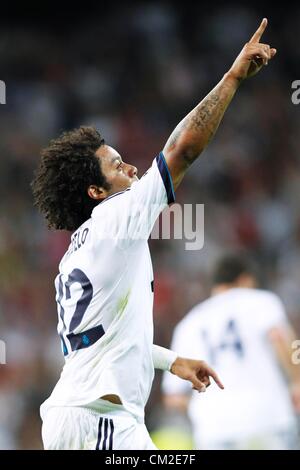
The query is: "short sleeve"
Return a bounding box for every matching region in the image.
[92,151,175,248]
[258,292,289,333]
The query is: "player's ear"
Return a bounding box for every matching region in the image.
[87,185,108,200]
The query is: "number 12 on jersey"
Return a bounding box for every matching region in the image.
[56,269,105,356]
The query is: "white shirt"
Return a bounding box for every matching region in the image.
[162,288,297,442]
[40,152,175,421]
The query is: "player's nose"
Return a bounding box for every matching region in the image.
[127,164,138,178]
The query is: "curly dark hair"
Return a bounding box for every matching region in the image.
[31,126,111,231]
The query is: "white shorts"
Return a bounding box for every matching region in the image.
[41,401,157,450]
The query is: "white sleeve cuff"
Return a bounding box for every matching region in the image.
[152,344,178,371]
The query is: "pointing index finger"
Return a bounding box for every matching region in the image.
[208,367,225,390]
[249,18,268,43]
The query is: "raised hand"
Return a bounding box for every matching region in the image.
[228,18,277,82]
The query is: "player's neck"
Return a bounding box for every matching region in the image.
[211,284,238,296]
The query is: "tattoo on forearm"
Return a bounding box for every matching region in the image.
[165,80,236,165]
[190,92,221,132]
[167,93,221,149]
[183,92,224,163]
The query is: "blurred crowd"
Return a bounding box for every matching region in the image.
[0,3,300,448]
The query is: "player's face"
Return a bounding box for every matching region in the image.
[95,145,138,196]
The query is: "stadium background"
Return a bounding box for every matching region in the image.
[0,1,299,448]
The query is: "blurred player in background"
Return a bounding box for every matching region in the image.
[162,254,300,450]
[31,19,275,449]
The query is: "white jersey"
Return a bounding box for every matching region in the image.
[162,288,297,444]
[41,152,175,421]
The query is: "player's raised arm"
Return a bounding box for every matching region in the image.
[163,18,277,190]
